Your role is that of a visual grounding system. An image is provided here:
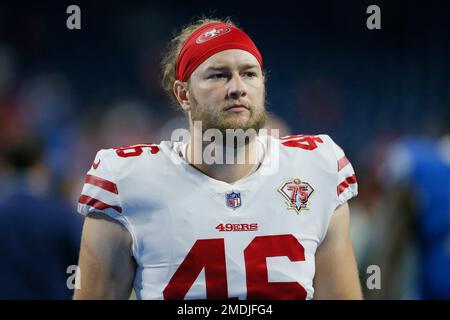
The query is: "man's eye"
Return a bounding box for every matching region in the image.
[244,72,256,78]
[209,73,226,79]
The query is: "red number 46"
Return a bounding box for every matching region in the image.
[280,135,323,150]
[114,143,159,158]
[163,234,308,300]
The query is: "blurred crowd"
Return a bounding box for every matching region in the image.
[0,1,449,299]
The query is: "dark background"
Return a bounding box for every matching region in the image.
[0,0,449,299]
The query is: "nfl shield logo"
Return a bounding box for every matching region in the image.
[226,191,241,209]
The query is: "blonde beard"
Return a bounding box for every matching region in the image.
[189,91,267,135]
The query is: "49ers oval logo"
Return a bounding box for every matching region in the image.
[196,27,231,44]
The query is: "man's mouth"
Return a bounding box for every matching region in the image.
[224,104,249,112]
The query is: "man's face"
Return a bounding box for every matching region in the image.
[187,49,266,133]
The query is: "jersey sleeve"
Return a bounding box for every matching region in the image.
[330,138,358,206]
[77,149,123,217]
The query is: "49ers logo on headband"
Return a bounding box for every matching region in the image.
[196,27,231,44]
[176,22,263,81]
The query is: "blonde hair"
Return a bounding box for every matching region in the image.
[160,16,238,106]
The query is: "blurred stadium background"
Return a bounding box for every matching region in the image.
[0,0,449,299]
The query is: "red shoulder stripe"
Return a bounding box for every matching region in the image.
[85,174,118,194]
[78,195,122,213]
[337,174,357,195]
[337,156,350,171]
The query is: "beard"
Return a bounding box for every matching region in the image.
[189,90,267,136]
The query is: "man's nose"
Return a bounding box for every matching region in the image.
[227,74,247,100]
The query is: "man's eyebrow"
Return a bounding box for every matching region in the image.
[204,66,229,72]
[204,64,259,72]
[240,64,259,70]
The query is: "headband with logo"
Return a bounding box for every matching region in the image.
[176,22,263,82]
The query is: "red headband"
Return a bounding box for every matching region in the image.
[176,22,263,82]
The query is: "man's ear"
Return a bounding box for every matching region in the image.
[173,80,191,112]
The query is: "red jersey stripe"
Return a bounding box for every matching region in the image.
[85,174,119,194]
[337,156,350,171]
[78,195,122,213]
[337,174,357,195]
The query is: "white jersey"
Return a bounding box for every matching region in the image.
[77,134,357,300]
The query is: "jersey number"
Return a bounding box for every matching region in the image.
[162,234,307,300]
[114,144,159,157]
[280,135,323,150]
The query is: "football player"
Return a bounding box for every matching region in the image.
[375,130,450,299]
[74,17,362,300]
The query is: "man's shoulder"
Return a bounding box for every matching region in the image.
[272,133,338,159]
[78,141,173,217]
[96,142,166,163]
[271,133,353,178]
[88,141,172,179]
[99,141,164,158]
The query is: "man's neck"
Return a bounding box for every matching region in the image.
[186,137,261,184]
